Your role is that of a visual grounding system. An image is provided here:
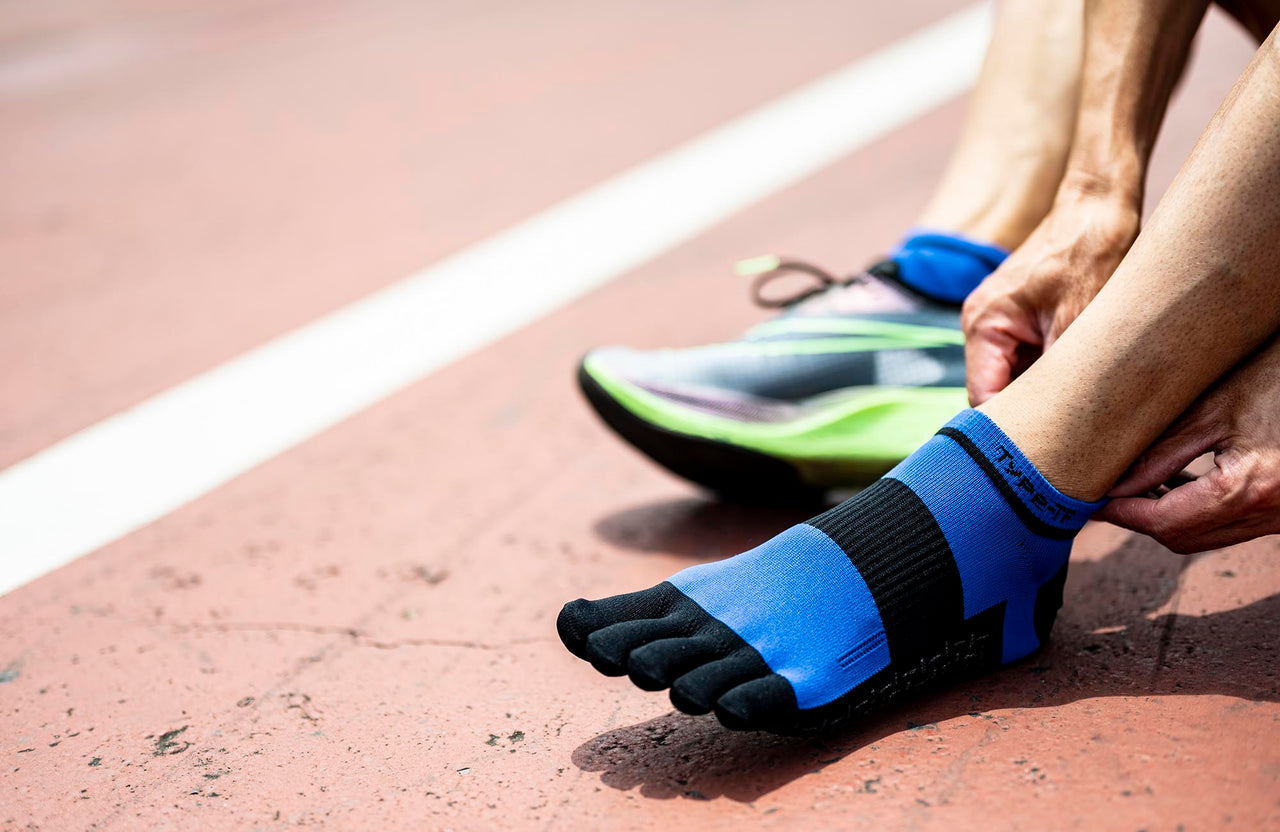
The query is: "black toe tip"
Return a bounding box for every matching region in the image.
[584,630,631,677]
[669,684,714,716]
[713,674,796,732]
[627,652,672,691]
[556,599,600,659]
[712,703,753,732]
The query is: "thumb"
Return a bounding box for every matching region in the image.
[1097,475,1224,554]
[964,329,1016,405]
[963,306,1040,405]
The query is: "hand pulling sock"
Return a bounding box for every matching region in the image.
[886,228,1009,304]
[557,409,1104,735]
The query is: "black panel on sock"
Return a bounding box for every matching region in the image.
[808,477,965,665]
[1033,561,1070,648]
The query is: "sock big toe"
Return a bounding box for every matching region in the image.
[557,409,1105,735]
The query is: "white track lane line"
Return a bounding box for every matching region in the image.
[0,4,991,595]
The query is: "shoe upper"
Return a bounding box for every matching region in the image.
[584,261,967,418]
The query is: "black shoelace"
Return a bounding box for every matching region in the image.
[740,256,899,309]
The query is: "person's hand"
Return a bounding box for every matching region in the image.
[1099,337,1280,554]
[961,189,1141,404]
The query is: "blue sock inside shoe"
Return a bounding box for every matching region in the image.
[558,409,1105,734]
[889,228,1009,304]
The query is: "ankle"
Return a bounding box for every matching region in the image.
[976,397,1113,503]
[916,151,1072,251]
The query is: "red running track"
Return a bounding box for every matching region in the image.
[1,2,1275,829]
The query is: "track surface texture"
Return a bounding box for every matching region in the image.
[1,2,1276,830]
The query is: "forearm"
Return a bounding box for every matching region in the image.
[983,28,1280,499]
[962,2,1237,409]
[1058,0,1209,207]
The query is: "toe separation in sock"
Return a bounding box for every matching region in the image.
[668,648,773,715]
[558,577,1038,735]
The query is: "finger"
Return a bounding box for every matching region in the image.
[964,313,1039,405]
[1098,477,1225,554]
[962,297,1043,405]
[1100,494,1262,553]
[964,330,1016,406]
[1107,412,1220,498]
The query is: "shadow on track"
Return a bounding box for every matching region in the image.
[574,510,1280,802]
[592,496,824,560]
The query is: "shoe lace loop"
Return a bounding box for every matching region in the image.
[736,255,867,309]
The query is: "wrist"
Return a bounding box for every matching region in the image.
[1055,164,1144,209]
[1050,174,1142,244]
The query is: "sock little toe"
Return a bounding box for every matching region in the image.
[557,409,1104,734]
[887,228,1009,305]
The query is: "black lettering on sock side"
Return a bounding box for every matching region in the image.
[936,428,1077,540]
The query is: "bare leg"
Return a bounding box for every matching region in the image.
[982,26,1280,500]
[916,0,1083,249]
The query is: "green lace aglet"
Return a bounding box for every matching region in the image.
[733,254,781,277]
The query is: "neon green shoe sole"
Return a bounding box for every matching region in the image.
[579,354,968,501]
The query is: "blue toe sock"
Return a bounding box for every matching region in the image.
[559,409,1105,732]
[670,409,1103,710]
[888,228,1009,305]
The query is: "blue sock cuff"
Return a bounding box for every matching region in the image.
[939,409,1106,534]
[890,228,1009,304]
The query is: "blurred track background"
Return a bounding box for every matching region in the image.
[1,1,1276,829]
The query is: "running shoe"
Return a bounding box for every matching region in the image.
[578,253,975,501]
